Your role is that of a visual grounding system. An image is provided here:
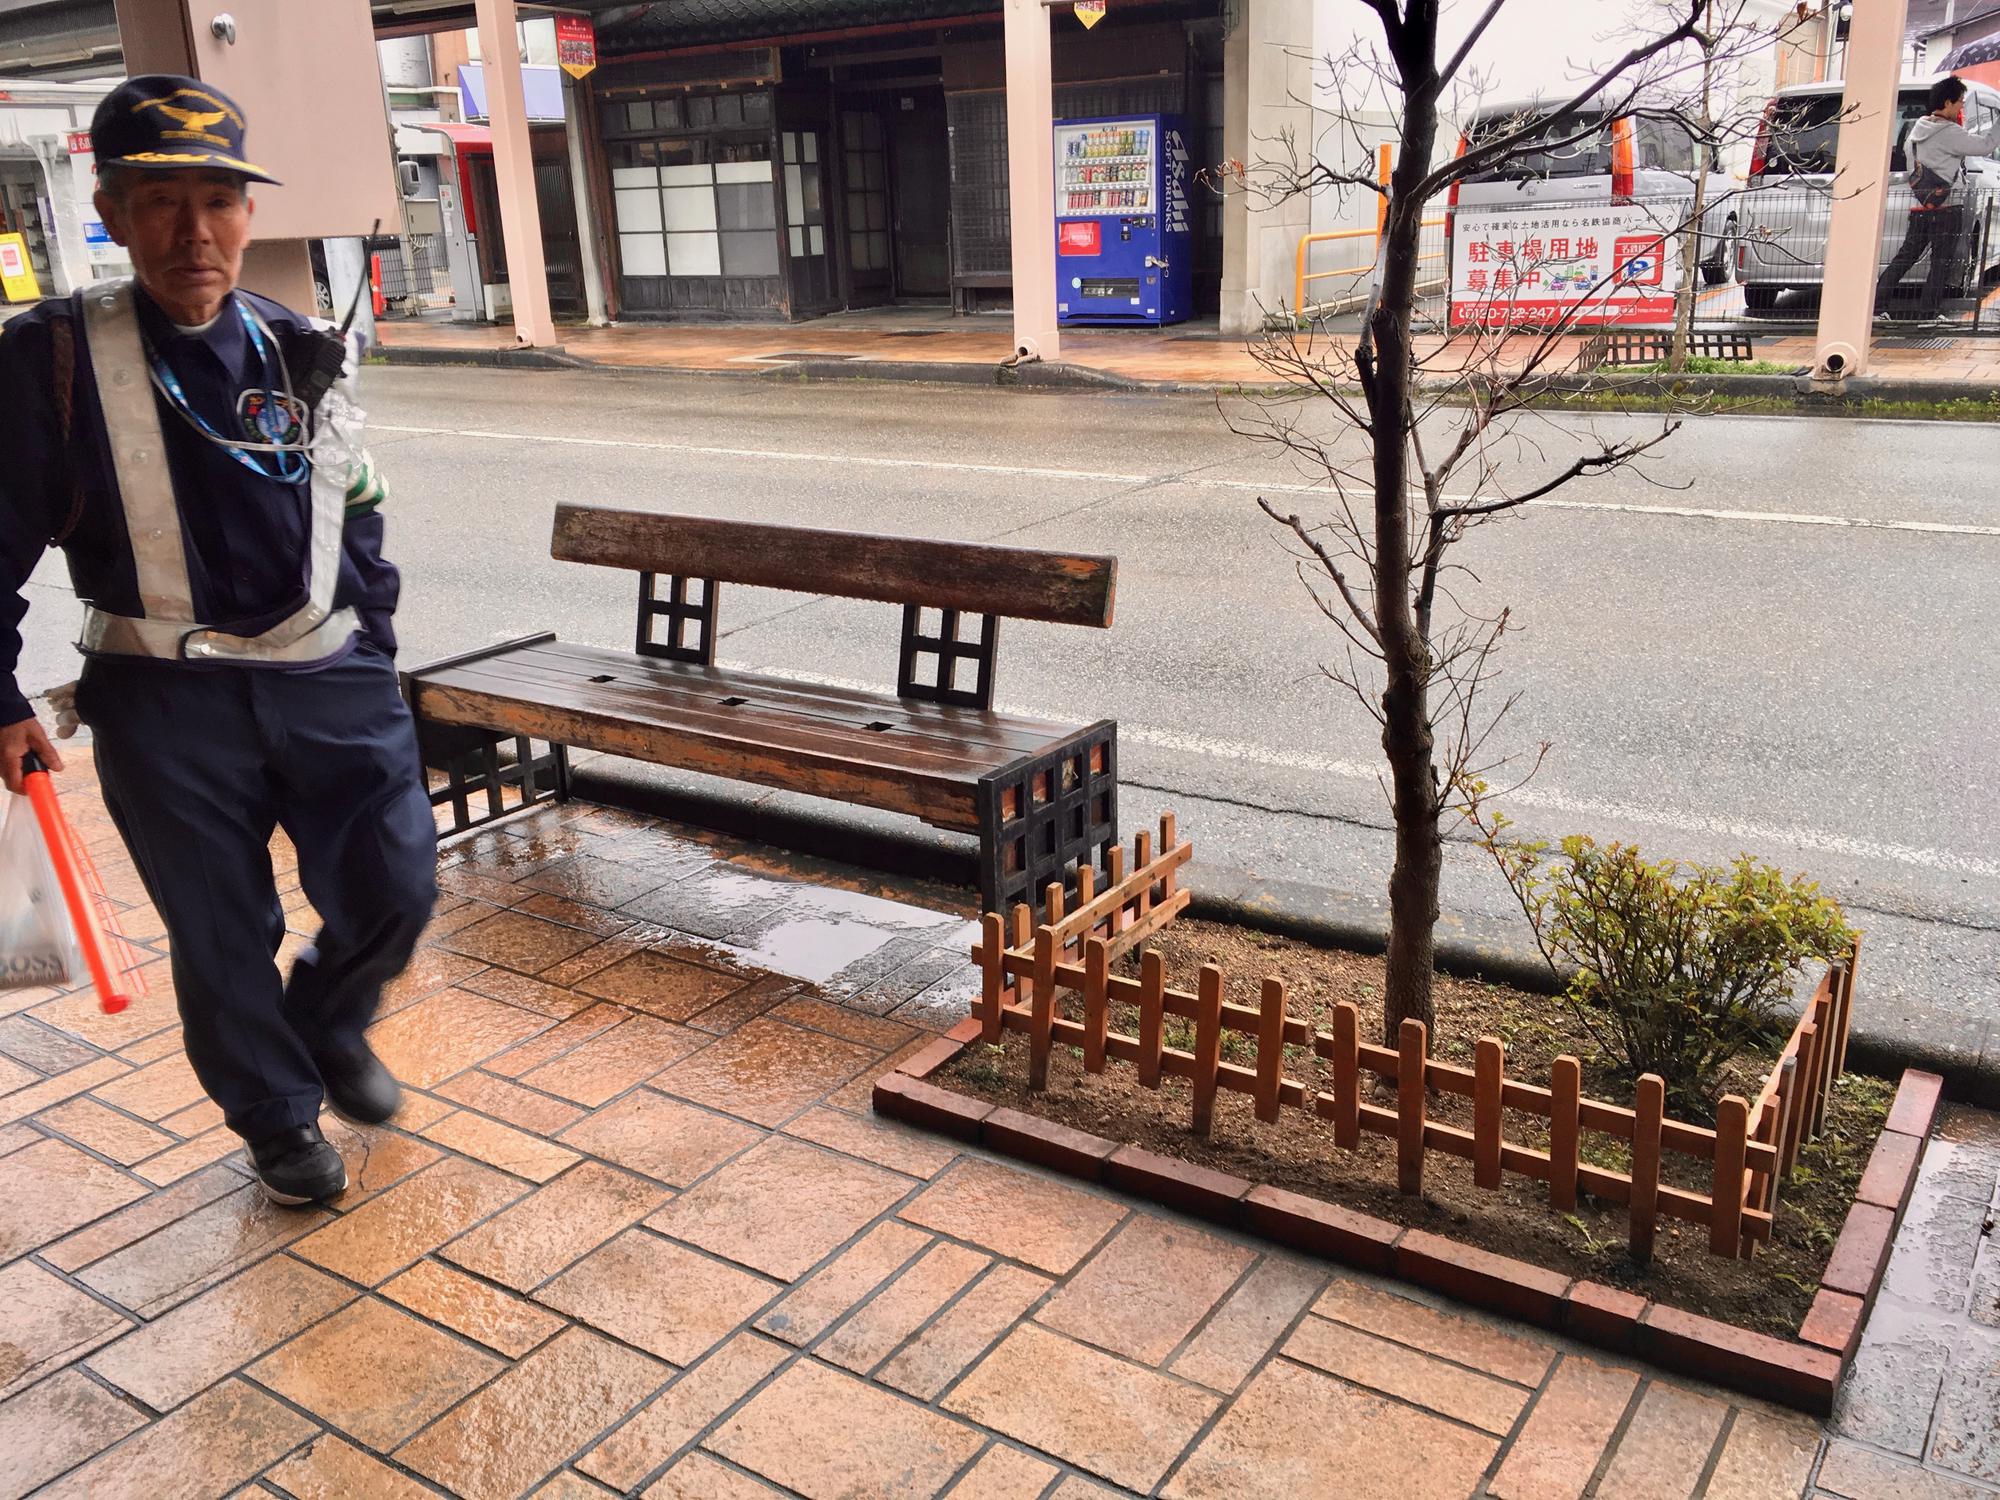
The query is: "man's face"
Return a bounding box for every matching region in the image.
[1946,95,1968,124]
[95,169,253,322]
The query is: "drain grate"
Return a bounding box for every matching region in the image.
[753,351,867,362]
[882,330,946,338]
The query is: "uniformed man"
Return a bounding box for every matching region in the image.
[0,76,436,1204]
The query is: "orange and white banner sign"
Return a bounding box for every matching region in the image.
[1449,201,1685,328]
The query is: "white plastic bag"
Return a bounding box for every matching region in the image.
[0,790,82,989]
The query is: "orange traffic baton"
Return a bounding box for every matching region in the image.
[19,752,137,1014]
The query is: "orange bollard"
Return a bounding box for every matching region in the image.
[19,753,130,1013]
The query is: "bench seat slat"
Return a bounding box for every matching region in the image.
[429,656,1013,780]
[433,642,1055,765]
[518,640,1070,754]
[408,637,1122,832]
[419,675,985,831]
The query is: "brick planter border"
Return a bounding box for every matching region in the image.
[875,1021,1943,1418]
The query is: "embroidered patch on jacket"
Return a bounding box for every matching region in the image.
[238,389,306,447]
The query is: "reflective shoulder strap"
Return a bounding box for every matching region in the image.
[79,278,197,626]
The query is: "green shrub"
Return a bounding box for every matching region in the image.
[1470,815,1855,1115]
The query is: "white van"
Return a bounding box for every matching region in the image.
[1738,77,2000,311]
[1451,100,1740,285]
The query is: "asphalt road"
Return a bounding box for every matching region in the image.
[16,365,1999,1076]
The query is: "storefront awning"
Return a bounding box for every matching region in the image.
[602,0,999,49]
[456,62,569,123]
[395,121,493,157]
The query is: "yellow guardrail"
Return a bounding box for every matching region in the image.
[1294,219,1448,317]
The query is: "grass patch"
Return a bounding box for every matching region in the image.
[1613,357,1803,375]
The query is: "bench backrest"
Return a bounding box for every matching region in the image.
[550,503,1117,710]
[552,504,1115,627]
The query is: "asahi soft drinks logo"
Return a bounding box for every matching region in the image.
[1166,130,1190,234]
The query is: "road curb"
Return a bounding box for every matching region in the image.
[566,758,1995,1102]
[1490,367,2000,410]
[372,341,1299,397]
[378,344,586,371]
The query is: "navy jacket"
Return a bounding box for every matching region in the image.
[0,284,400,727]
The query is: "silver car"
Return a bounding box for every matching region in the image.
[1738,77,2000,312]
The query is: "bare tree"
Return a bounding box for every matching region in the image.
[1225,1,1777,1044]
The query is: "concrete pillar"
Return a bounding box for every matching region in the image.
[563,73,609,326]
[322,236,378,345]
[1812,0,1910,380]
[474,0,557,345]
[238,240,315,313]
[110,0,398,314]
[1003,0,1058,361]
[1220,0,1314,337]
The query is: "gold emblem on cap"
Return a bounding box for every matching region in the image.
[154,103,227,131]
[133,87,243,149]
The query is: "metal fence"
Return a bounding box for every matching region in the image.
[367,232,453,313]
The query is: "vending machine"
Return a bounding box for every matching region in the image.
[1053,113,1192,326]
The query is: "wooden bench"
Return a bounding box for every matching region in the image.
[403,503,1120,914]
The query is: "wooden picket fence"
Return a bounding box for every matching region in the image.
[970,813,1861,1263]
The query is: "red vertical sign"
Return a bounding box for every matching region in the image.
[556,16,597,79]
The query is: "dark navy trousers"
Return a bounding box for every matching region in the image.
[77,640,437,1142]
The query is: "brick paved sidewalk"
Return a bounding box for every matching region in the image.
[0,746,1991,1498]
[372,311,2000,390]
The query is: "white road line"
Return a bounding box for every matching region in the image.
[370,424,1152,485]
[374,421,2000,538]
[727,659,2000,881]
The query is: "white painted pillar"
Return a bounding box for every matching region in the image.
[322,236,378,345]
[1811,0,1910,380]
[1219,0,1313,337]
[474,0,557,346]
[1003,0,1059,361]
[563,73,609,326]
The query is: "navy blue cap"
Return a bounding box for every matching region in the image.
[89,74,280,185]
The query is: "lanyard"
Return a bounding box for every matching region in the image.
[147,297,310,485]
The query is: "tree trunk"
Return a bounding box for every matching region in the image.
[1381,663,1443,1040]
[1368,26,1443,1044]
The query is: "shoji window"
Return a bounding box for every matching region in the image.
[782,131,826,260]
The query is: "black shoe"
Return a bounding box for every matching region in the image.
[317,1044,403,1126]
[250,1124,348,1206]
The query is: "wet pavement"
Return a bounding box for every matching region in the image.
[1818,1106,2000,1498]
[1,746,1997,1498]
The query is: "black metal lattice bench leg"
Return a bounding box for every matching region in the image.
[976,721,1119,916]
[418,722,571,837]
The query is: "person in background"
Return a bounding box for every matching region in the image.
[0,76,434,1205]
[1876,75,2000,324]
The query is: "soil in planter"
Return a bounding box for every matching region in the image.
[940,917,1893,1337]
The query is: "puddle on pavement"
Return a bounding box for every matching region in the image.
[724,879,964,938]
[714,918,903,985]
